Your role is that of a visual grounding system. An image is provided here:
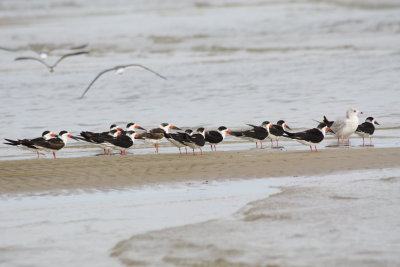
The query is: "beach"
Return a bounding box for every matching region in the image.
[1,147,400,194]
[1,149,399,266]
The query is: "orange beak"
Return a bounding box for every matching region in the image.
[226,130,232,134]
[269,124,273,128]
[117,127,122,131]
[51,133,57,137]
[67,134,73,138]
[134,133,140,138]
[117,131,122,136]
[325,127,330,133]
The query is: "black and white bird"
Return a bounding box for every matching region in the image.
[356,117,380,146]
[230,121,272,149]
[4,130,57,158]
[103,130,139,155]
[283,121,330,152]
[14,51,89,72]
[78,124,122,154]
[165,129,193,154]
[79,64,167,98]
[126,122,146,132]
[137,123,181,153]
[205,126,231,151]
[183,128,206,155]
[33,131,77,159]
[268,120,292,148]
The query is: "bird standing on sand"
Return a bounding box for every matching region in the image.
[79,64,167,98]
[137,123,181,153]
[356,117,380,146]
[268,120,292,148]
[283,120,331,152]
[230,121,272,149]
[4,131,57,158]
[205,126,231,151]
[103,130,139,155]
[328,108,363,146]
[78,124,123,154]
[14,51,89,72]
[165,129,193,155]
[183,128,206,155]
[33,131,77,159]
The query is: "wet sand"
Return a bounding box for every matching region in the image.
[1,147,400,194]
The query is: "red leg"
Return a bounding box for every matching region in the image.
[53,152,56,159]
[256,142,258,148]
[315,146,318,152]
[200,147,203,155]
[370,136,372,146]
[310,145,313,152]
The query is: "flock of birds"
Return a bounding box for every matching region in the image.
[1,43,167,98]
[2,45,380,159]
[4,108,380,159]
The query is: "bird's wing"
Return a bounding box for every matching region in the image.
[0,46,19,52]
[15,56,51,70]
[122,64,167,80]
[331,119,345,132]
[69,43,89,50]
[52,51,89,68]
[79,67,117,98]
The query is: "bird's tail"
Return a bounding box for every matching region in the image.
[282,131,299,140]
[4,138,20,146]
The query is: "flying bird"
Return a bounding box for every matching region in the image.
[14,51,89,72]
[79,64,167,99]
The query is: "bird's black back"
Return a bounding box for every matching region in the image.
[356,122,375,135]
[205,131,223,144]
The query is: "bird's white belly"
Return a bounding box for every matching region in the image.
[333,119,358,138]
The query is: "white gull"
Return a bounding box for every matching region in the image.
[330,108,363,145]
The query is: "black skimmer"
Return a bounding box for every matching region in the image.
[205,126,231,151]
[4,131,57,158]
[268,120,292,148]
[126,122,146,131]
[283,121,330,152]
[356,117,379,146]
[34,131,77,159]
[138,123,181,153]
[79,64,167,98]
[165,129,193,154]
[78,124,122,154]
[103,130,139,155]
[14,51,89,72]
[328,108,363,146]
[230,121,272,148]
[183,128,206,155]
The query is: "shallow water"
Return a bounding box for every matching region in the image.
[1,0,400,159]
